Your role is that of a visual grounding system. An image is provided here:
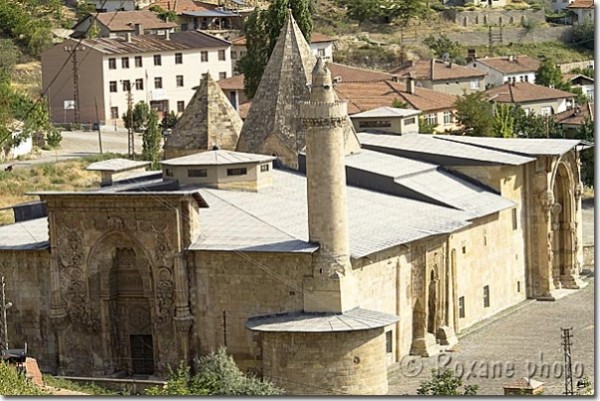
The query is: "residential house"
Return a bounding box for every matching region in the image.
[484,82,575,116]
[568,0,594,24]
[471,55,540,87]
[564,73,594,100]
[90,0,136,11]
[41,31,232,127]
[72,10,177,39]
[554,102,594,137]
[149,0,243,31]
[230,33,336,73]
[350,107,422,135]
[389,59,486,96]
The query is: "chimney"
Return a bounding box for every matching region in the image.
[391,75,400,82]
[467,48,477,62]
[165,30,170,40]
[407,77,416,94]
[134,23,143,36]
[126,32,132,43]
[300,57,353,313]
[508,54,515,62]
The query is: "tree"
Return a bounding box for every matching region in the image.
[123,101,151,133]
[572,21,594,50]
[417,369,479,395]
[513,108,562,139]
[0,39,20,74]
[76,1,96,20]
[142,109,162,169]
[492,103,516,138]
[145,348,283,395]
[535,59,567,90]
[0,362,46,395]
[391,98,409,108]
[423,34,462,60]
[237,0,314,99]
[161,111,178,131]
[454,92,495,136]
[419,116,436,134]
[343,0,380,25]
[574,116,593,187]
[379,0,429,28]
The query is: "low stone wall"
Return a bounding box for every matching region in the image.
[55,376,166,394]
[558,60,595,73]
[443,26,573,46]
[442,8,545,27]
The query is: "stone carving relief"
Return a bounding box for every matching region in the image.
[155,268,174,327]
[59,228,83,268]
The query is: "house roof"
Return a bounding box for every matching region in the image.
[475,55,540,74]
[484,82,575,104]
[190,169,471,258]
[435,135,585,156]
[358,132,534,165]
[161,149,275,166]
[217,73,244,90]
[163,73,243,153]
[554,102,594,126]
[73,30,229,55]
[0,218,49,250]
[231,32,334,46]
[563,73,594,84]
[94,10,177,32]
[181,9,240,17]
[86,158,150,172]
[335,80,458,114]
[568,0,594,8]
[150,0,217,13]
[389,59,486,81]
[351,107,421,118]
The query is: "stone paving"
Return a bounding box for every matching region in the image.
[388,278,594,395]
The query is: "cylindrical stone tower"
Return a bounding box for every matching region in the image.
[300,58,354,313]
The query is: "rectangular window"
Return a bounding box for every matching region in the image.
[218,49,226,61]
[470,79,480,89]
[153,54,161,66]
[181,23,189,31]
[318,48,326,57]
[177,101,185,112]
[540,106,552,116]
[109,81,117,92]
[188,169,207,177]
[219,72,227,80]
[517,281,521,293]
[512,208,518,230]
[524,75,529,82]
[458,296,465,318]
[260,164,269,172]
[122,80,131,91]
[426,113,438,126]
[121,57,129,68]
[443,111,453,124]
[358,120,392,128]
[231,51,237,60]
[227,167,247,176]
[385,331,392,353]
[108,58,116,69]
[135,56,142,67]
[154,77,163,89]
[135,78,143,90]
[404,117,416,125]
[201,51,208,62]
[110,106,119,119]
[483,285,490,308]
[176,75,184,87]
[165,168,173,177]
[175,52,183,64]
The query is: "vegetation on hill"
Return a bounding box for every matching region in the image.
[0,361,47,395]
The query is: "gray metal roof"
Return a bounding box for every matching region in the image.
[346,150,515,218]
[434,135,584,156]
[160,150,275,166]
[246,307,399,332]
[358,133,534,165]
[181,10,240,17]
[0,218,49,250]
[351,107,422,119]
[86,158,150,172]
[189,170,471,258]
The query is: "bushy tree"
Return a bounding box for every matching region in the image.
[146,348,283,396]
[423,34,462,60]
[142,109,161,169]
[123,101,151,133]
[454,92,495,136]
[0,39,20,74]
[513,108,562,139]
[572,21,594,50]
[419,116,436,134]
[237,0,313,99]
[493,103,516,138]
[535,59,567,90]
[342,0,380,25]
[574,116,594,187]
[161,110,178,131]
[417,369,478,395]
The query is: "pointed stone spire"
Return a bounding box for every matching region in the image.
[236,11,360,169]
[163,73,243,160]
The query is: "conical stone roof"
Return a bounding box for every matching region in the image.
[163,72,243,160]
[236,11,360,169]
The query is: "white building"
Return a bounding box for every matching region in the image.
[564,74,594,101]
[350,107,421,135]
[471,55,540,87]
[568,0,594,23]
[42,31,232,127]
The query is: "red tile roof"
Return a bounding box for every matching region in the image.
[484,82,575,103]
[95,10,177,32]
[475,55,540,74]
[568,0,594,8]
[218,73,244,90]
[389,59,485,80]
[151,0,217,13]
[554,102,594,125]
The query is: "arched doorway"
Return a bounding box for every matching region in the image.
[551,163,576,288]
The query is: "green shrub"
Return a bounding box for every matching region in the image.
[0,361,46,395]
[46,129,62,148]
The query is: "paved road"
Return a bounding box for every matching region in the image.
[582,198,594,245]
[388,278,594,395]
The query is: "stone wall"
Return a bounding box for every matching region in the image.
[442,8,545,27]
[558,60,595,73]
[443,26,573,47]
[261,329,388,395]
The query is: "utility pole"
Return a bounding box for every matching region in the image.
[561,327,574,396]
[94,97,103,154]
[0,277,10,351]
[64,45,86,125]
[123,82,135,158]
[222,310,227,347]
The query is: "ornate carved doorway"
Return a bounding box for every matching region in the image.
[130,335,154,375]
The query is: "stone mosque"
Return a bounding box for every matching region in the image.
[0,12,589,395]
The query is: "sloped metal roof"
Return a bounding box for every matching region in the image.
[246,307,399,332]
[189,170,471,258]
[434,135,584,156]
[0,218,49,250]
[351,107,421,119]
[86,158,150,172]
[345,149,437,178]
[358,133,534,165]
[161,150,275,166]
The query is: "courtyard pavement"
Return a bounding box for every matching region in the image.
[388,278,594,395]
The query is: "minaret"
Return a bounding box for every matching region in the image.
[301,58,354,313]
